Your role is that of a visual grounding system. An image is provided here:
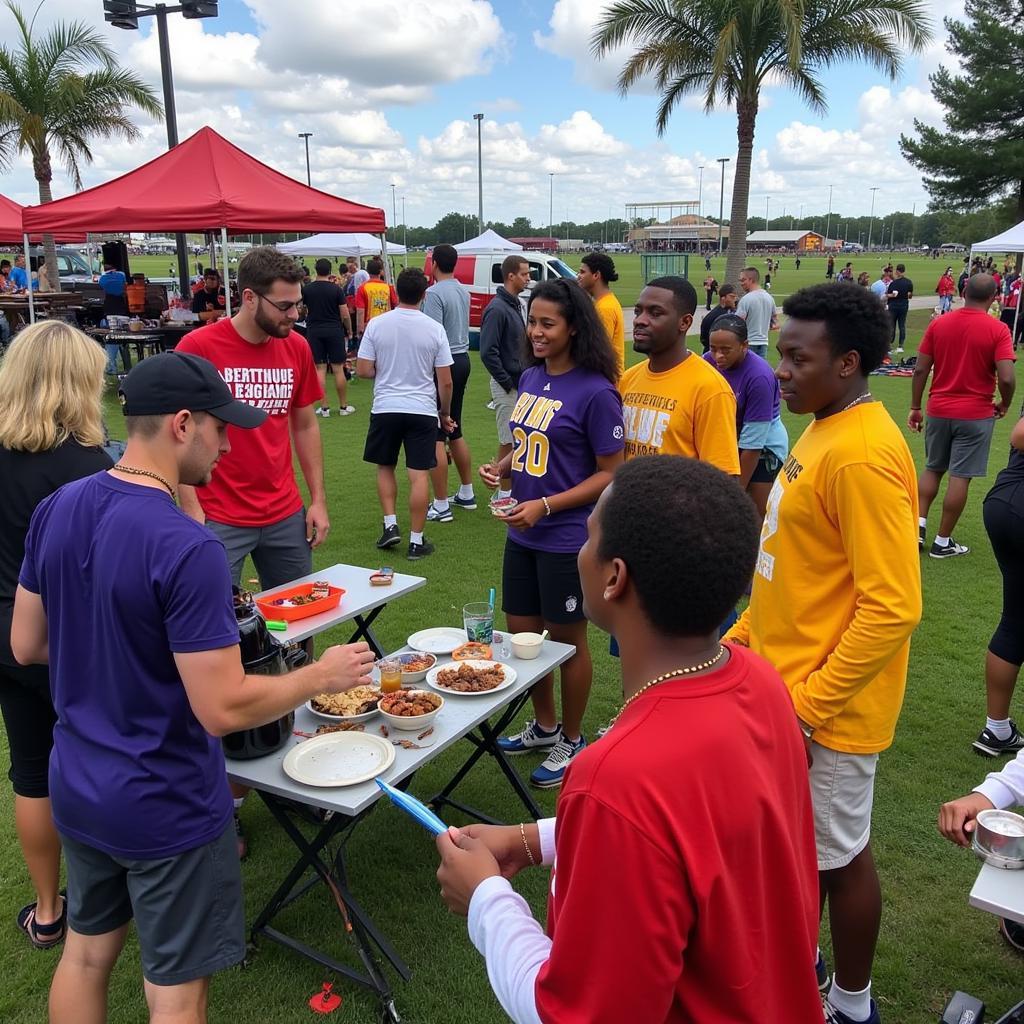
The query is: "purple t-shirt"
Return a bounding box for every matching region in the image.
[19,472,239,858]
[704,350,780,431]
[508,365,624,553]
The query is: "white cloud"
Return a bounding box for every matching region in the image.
[857,85,944,139]
[537,111,627,156]
[245,0,504,87]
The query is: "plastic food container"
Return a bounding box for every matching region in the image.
[511,632,544,660]
[255,583,344,622]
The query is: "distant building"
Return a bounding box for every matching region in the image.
[745,230,841,252]
[628,214,726,252]
[508,237,557,251]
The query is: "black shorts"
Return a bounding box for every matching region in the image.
[750,450,783,484]
[0,660,54,799]
[437,352,471,441]
[306,326,346,366]
[502,537,586,625]
[364,413,438,470]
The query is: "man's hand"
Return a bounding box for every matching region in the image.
[316,642,375,695]
[502,499,545,531]
[994,401,1009,419]
[441,415,458,435]
[457,824,535,879]
[939,792,995,848]
[908,408,924,433]
[436,827,502,916]
[306,500,329,547]
[479,461,501,489]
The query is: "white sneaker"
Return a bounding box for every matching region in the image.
[341,405,355,415]
[486,400,496,410]
[316,407,330,417]
[895,347,904,354]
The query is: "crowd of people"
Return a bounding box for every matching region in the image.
[0,242,1022,1023]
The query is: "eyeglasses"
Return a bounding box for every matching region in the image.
[253,291,302,313]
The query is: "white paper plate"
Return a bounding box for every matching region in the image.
[283,732,395,787]
[305,699,380,724]
[407,626,467,655]
[426,660,517,697]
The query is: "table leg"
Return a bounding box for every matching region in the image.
[119,343,132,370]
[348,606,386,656]
[428,690,542,823]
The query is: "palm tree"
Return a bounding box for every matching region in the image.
[593,0,931,286]
[0,1,161,288]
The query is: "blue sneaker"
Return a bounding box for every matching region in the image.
[498,720,561,756]
[824,999,880,1024]
[450,493,477,510]
[815,952,829,991]
[530,736,586,789]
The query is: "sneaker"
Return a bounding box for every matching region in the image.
[531,736,587,788]
[918,523,926,551]
[824,999,880,1024]
[376,524,401,549]
[973,721,1024,757]
[815,951,829,992]
[930,538,969,559]
[486,400,496,410]
[234,812,248,860]
[339,405,355,415]
[498,719,562,755]
[450,493,478,510]
[895,346,904,354]
[1000,916,1024,953]
[407,538,435,560]
[426,503,454,523]
[316,406,330,417]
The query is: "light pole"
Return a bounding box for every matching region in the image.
[764,195,770,230]
[104,1,219,294]
[402,196,407,253]
[910,201,917,247]
[390,183,397,235]
[298,132,312,186]
[867,187,880,250]
[824,185,834,248]
[697,164,705,219]
[473,113,484,234]
[548,173,555,241]
[716,157,730,254]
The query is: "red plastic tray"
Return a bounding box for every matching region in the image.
[255,583,345,622]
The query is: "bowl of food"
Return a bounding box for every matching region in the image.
[511,632,544,660]
[307,685,382,723]
[377,689,444,731]
[396,651,437,684]
[973,809,1024,869]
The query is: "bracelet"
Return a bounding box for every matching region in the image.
[910,406,921,411]
[541,496,552,517]
[519,823,537,866]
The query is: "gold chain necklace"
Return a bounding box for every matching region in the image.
[113,464,177,501]
[840,392,873,414]
[607,645,727,730]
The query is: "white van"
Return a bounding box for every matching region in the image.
[423,249,577,345]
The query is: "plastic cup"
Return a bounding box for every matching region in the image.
[377,657,402,694]
[463,602,495,645]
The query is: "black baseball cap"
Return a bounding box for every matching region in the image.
[118,352,267,428]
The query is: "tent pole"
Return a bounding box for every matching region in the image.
[23,233,35,324]
[379,233,391,284]
[221,227,231,317]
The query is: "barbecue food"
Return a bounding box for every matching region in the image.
[310,686,381,717]
[434,662,506,692]
[379,691,442,717]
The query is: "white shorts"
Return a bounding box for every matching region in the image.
[808,742,879,871]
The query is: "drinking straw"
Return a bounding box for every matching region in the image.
[488,587,496,610]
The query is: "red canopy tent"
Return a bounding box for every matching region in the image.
[21,126,386,235]
[0,192,85,245]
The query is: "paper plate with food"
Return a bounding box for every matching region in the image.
[426,660,517,696]
[307,685,382,723]
[452,641,492,661]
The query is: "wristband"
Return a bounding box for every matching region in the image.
[520,823,537,866]
[910,407,921,411]
[541,496,552,517]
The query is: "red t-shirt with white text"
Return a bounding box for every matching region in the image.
[176,318,323,526]
[535,646,821,1023]
[918,307,1014,419]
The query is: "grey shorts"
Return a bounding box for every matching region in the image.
[925,415,995,478]
[206,508,312,589]
[61,823,245,986]
[489,377,517,446]
[808,742,879,871]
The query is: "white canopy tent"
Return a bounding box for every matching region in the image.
[454,229,522,253]
[277,232,406,257]
[971,219,1024,340]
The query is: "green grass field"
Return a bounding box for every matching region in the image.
[2,305,1023,1022]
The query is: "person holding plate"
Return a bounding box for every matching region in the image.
[479,278,623,788]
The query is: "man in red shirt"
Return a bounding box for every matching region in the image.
[910,273,1015,558]
[435,456,822,1024]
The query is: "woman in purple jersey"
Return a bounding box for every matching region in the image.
[480,280,624,788]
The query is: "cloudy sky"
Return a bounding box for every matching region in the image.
[0,0,963,229]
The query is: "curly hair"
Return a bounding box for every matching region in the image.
[781,283,891,375]
[580,251,619,284]
[597,456,758,636]
[524,279,619,383]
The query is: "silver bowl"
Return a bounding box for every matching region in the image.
[973,809,1024,869]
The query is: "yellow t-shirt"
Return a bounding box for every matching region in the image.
[725,402,922,754]
[595,291,625,374]
[618,353,740,474]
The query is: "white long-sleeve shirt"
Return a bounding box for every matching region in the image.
[466,818,557,1024]
[976,750,1024,809]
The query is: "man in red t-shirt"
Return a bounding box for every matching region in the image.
[435,456,821,1024]
[909,273,1015,558]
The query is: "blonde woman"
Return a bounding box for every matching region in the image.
[0,321,112,949]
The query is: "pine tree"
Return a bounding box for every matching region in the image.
[900,0,1024,219]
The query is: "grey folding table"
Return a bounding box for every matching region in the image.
[228,638,575,1023]
[970,861,1024,926]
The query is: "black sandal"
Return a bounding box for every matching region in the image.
[17,895,66,950]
